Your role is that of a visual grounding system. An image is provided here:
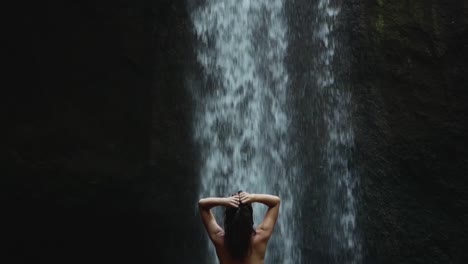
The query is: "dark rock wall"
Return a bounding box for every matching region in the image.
[347,0,468,263]
[6,0,205,262]
[150,0,206,262]
[6,0,158,262]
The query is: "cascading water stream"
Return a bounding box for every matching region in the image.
[190,0,301,263]
[313,0,362,263]
[189,0,361,263]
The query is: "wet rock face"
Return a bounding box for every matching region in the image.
[5,0,173,262]
[7,0,203,262]
[348,0,468,263]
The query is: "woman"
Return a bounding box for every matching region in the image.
[198,191,280,264]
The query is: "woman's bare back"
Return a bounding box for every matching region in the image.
[213,229,269,264]
[198,193,280,264]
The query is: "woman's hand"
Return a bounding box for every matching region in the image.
[239,191,255,204]
[223,194,240,208]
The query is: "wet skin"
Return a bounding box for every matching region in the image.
[198,192,280,264]
[212,228,268,264]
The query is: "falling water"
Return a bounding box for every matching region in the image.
[189,0,300,263]
[313,0,362,263]
[189,0,361,263]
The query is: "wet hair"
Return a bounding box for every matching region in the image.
[224,191,256,261]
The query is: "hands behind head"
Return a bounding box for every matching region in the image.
[225,191,255,208]
[239,191,254,204]
[224,194,240,208]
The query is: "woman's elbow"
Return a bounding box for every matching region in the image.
[275,196,281,205]
[198,198,206,208]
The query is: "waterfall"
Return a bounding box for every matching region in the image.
[189,0,301,263]
[312,0,362,263]
[189,0,361,263]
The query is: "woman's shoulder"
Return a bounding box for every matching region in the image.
[253,228,269,242]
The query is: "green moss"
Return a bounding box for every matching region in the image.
[431,4,442,36]
[374,0,386,38]
[373,0,437,55]
[376,15,385,33]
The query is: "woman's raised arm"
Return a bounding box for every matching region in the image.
[198,195,240,244]
[239,192,280,238]
[198,196,240,210]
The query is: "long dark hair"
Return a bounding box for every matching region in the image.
[224,192,256,260]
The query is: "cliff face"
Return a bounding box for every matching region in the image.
[6,0,155,262]
[6,0,204,262]
[348,0,468,262]
[150,0,206,262]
